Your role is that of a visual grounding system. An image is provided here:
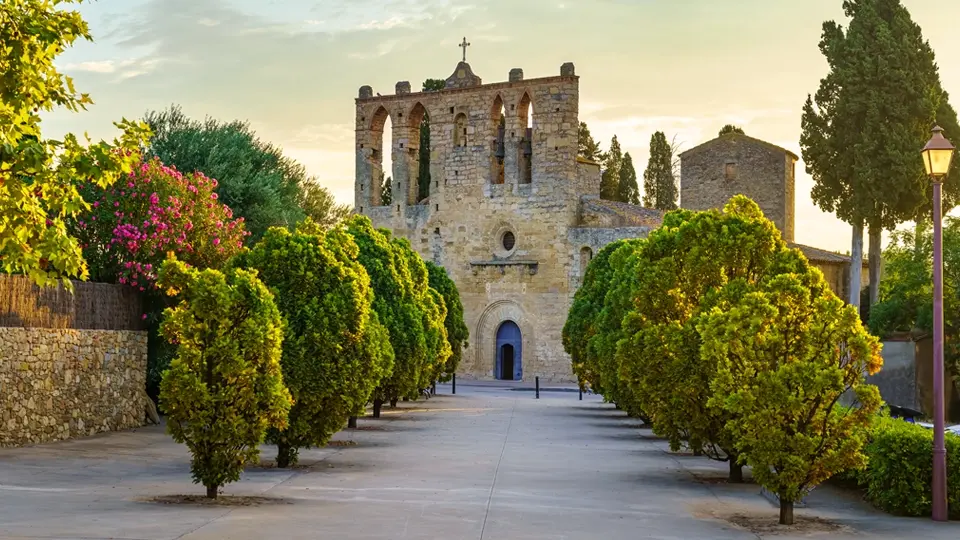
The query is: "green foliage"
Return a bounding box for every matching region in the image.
[577,122,603,163]
[859,417,960,518]
[870,219,960,379]
[563,241,626,392]
[642,131,678,211]
[229,226,392,467]
[345,215,427,403]
[297,181,351,230]
[617,152,640,206]
[0,0,150,287]
[157,259,292,498]
[600,135,622,201]
[800,0,956,232]
[381,172,393,206]
[590,239,647,414]
[718,124,745,136]
[143,105,308,241]
[426,262,468,381]
[619,197,798,466]
[701,273,883,520]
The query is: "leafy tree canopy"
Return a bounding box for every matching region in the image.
[600,135,623,201]
[426,262,468,381]
[618,152,640,206]
[143,105,309,241]
[157,258,292,498]
[618,196,810,480]
[0,0,149,287]
[230,225,393,466]
[701,273,882,524]
[345,215,427,408]
[642,131,678,210]
[577,122,603,163]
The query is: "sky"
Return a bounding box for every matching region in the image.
[44,0,960,254]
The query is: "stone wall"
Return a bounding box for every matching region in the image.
[0,329,146,446]
[0,275,147,447]
[679,133,796,242]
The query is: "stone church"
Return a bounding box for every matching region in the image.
[354,56,860,383]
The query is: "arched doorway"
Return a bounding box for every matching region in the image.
[496,320,522,380]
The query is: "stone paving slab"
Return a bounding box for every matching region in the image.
[0,385,957,539]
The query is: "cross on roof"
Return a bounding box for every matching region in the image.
[459,37,470,62]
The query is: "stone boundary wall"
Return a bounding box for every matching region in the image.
[0,328,147,446]
[1,276,147,447]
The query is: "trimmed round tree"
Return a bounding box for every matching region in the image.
[157,259,292,499]
[618,197,809,480]
[589,238,647,414]
[229,225,394,467]
[563,239,629,394]
[699,273,883,525]
[420,286,452,390]
[426,261,468,382]
[344,215,426,416]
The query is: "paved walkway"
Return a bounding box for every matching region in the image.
[0,384,957,539]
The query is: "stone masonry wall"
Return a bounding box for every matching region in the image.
[356,63,584,382]
[0,328,146,447]
[680,134,795,242]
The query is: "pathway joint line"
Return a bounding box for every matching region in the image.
[478,396,517,540]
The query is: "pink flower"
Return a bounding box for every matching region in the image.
[141,313,147,320]
[213,238,220,246]
[211,192,218,200]
[114,201,120,207]
[93,201,100,208]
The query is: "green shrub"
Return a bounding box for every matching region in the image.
[861,417,960,518]
[157,259,292,498]
[426,261,468,382]
[230,225,393,467]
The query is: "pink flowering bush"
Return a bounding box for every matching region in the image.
[72,157,249,290]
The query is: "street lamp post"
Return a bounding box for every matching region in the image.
[922,125,955,522]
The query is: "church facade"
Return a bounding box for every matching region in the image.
[354,58,860,383]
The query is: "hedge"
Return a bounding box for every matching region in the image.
[855,417,960,518]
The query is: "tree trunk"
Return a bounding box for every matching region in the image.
[390,398,398,408]
[779,499,794,525]
[868,223,882,306]
[373,399,383,418]
[728,460,744,483]
[276,442,294,468]
[402,397,409,402]
[692,447,702,456]
[347,416,358,429]
[206,484,218,499]
[850,222,864,307]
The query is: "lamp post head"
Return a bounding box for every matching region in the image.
[922,125,956,179]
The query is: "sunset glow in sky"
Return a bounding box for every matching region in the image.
[46,0,960,253]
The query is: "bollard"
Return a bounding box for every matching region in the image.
[348,416,358,429]
[536,376,540,399]
[432,382,437,395]
[452,373,456,395]
[579,387,583,401]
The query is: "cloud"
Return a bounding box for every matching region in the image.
[62,57,163,81]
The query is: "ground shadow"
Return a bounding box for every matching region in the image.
[140,495,293,507]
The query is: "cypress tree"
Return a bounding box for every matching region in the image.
[618,152,640,205]
[578,122,603,163]
[600,135,623,201]
[642,132,678,210]
[800,0,956,306]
